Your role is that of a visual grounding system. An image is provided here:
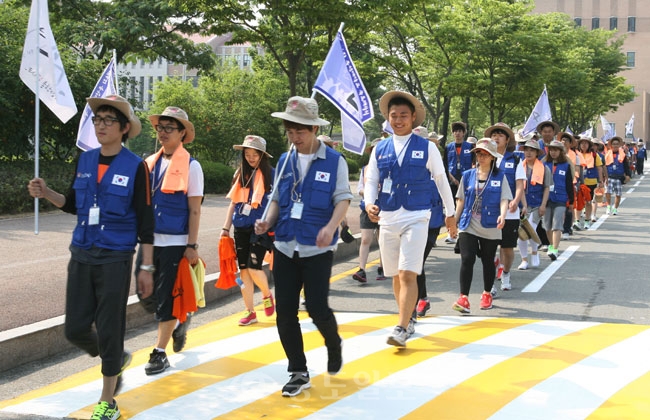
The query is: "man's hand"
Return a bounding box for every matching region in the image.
[137,271,154,299]
[445,215,457,238]
[366,204,380,223]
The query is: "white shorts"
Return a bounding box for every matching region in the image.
[378,217,429,277]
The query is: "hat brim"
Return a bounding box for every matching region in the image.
[271,111,329,126]
[232,144,272,158]
[536,121,560,134]
[149,115,196,144]
[472,146,503,159]
[86,97,142,139]
[379,91,426,127]
[484,126,516,149]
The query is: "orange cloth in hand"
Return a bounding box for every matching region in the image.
[216,236,238,289]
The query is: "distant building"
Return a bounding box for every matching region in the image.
[117,33,264,110]
[533,1,649,142]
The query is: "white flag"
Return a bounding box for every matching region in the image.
[579,126,593,138]
[600,115,614,141]
[522,87,552,136]
[625,114,634,137]
[76,59,118,151]
[19,0,77,123]
[313,28,374,155]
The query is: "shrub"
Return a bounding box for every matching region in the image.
[202,161,235,194]
[346,158,360,180]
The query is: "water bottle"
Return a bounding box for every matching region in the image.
[235,275,245,289]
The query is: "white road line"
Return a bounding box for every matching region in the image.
[625,188,634,194]
[634,180,641,187]
[522,246,580,293]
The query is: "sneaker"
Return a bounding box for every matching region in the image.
[445,235,456,244]
[496,264,504,280]
[562,232,570,240]
[263,294,275,317]
[406,318,416,337]
[547,245,558,261]
[583,221,590,229]
[352,268,367,283]
[91,400,120,420]
[416,298,430,317]
[172,314,192,353]
[238,310,258,326]
[501,272,512,291]
[387,325,409,347]
[282,372,311,397]
[612,207,618,215]
[531,254,540,267]
[480,291,493,310]
[538,245,548,252]
[606,205,611,215]
[490,284,498,298]
[572,222,582,231]
[114,351,132,396]
[452,295,470,314]
[327,337,343,375]
[145,349,170,375]
[518,260,529,270]
[376,266,388,281]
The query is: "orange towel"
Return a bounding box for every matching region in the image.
[172,257,198,323]
[145,145,191,193]
[226,169,266,209]
[216,236,238,289]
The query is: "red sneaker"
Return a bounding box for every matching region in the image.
[480,291,493,310]
[416,298,430,317]
[263,294,275,317]
[452,295,470,314]
[238,311,258,326]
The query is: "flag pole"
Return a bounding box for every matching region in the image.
[113,49,119,96]
[34,0,41,235]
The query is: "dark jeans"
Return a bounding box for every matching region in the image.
[65,258,132,377]
[273,248,339,373]
[563,206,573,234]
[458,232,499,296]
[637,158,644,175]
[416,227,441,300]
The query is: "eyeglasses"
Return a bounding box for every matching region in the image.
[155,125,181,133]
[476,151,492,157]
[91,116,119,126]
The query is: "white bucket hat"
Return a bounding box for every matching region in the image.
[472,138,502,159]
[271,97,329,126]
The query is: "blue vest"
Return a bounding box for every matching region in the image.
[606,152,626,177]
[232,168,274,228]
[525,166,546,208]
[545,161,570,204]
[637,147,647,159]
[275,147,340,246]
[499,151,518,198]
[458,169,504,230]
[429,177,444,228]
[446,141,474,178]
[71,147,140,251]
[376,135,434,212]
[150,157,195,235]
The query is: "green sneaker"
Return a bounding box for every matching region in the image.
[547,245,558,261]
[91,400,120,420]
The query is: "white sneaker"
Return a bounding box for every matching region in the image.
[444,236,456,244]
[606,205,611,215]
[501,272,512,291]
[518,261,529,270]
[583,221,590,229]
[562,233,570,240]
[531,254,540,267]
[612,207,618,215]
[490,284,498,298]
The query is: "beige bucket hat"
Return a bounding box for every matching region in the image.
[149,106,196,144]
[379,91,426,127]
[86,94,142,139]
[233,135,272,158]
[272,96,329,126]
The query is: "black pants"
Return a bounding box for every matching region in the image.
[273,248,339,373]
[458,232,499,296]
[65,258,132,377]
[637,158,645,175]
[537,221,550,245]
[562,206,573,234]
[417,227,441,300]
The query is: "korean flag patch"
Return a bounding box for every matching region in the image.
[558,170,566,176]
[112,174,129,187]
[315,171,330,183]
[490,180,501,187]
[412,150,424,159]
[505,161,514,168]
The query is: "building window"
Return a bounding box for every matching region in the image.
[592,17,600,30]
[626,52,635,67]
[243,54,250,67]
[610,17,617,30]
[574,17,582,27]
[628,16,636,32]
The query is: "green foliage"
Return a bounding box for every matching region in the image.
[201,161,235,194]
[0,159,75,214]
[345,158,360,180]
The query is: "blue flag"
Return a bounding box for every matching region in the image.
[600,115,614,141]
[522,87,552,136]
[313,29,373,155]
[76,58,118,151]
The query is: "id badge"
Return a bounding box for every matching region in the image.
[89,206,100,225]
[382,177,393,194]
[549,184,555,192]
[457,162,461,170]
[612,164,617,170]
[291,201,304,219]
[241,203,251,216]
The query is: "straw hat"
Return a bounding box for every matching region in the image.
[484,122,516,149]
[412,126,428,138]
[536,120,560,135]
[451,121,467,132]
[379,91,426,127]
[149,106,195,143]
[87,94,142,139]
[317,134,336,147]
[272,96,329,126]
[466,136,478,144]
[547,139,565,150]
[472,138,502,159]
[523,139,541,151]
[516,129,534,143]
[233,135,272,158]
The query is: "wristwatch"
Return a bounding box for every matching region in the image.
[139,264,156,273]
[186,243,199,250]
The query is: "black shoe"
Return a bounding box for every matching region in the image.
[352,268,367,283]
[327,337,343,375]
[145,349,170,375]
[114,351,132,396]
[172,314,192,353]
[282,372,311,397]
